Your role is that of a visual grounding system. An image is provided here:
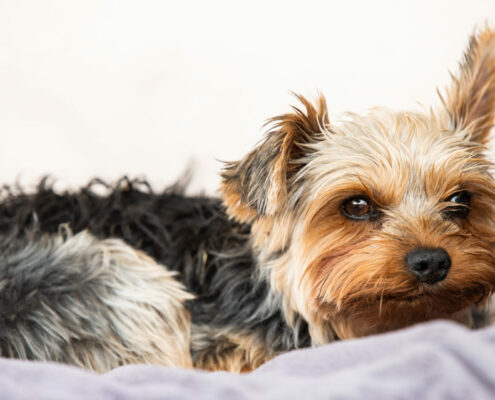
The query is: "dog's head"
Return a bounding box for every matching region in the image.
[221,28,495,342]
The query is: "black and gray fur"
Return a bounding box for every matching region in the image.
[0,177,310,369]
[0,226,192,372]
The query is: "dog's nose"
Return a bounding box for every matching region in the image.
[405,248,451,284]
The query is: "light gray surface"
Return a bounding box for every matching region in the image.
[2,320,495,399]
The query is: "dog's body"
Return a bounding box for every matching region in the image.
[0,180,309,371]
[1,28,495,372]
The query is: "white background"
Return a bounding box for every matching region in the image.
[0,1,494,194]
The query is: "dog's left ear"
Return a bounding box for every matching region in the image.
[442,28,495,144]
[221,95,328,222]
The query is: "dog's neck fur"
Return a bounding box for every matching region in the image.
[250,213,338,345]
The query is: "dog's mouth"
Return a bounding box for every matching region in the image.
[321,286,492,339]
[388,284,491,307]
[321,283,492,318]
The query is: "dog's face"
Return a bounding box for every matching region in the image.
[221,29,495,342]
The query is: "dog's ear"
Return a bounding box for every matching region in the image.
[221,95,328,222]
[441,27,495,144]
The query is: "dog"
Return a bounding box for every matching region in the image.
[0,27,494,373]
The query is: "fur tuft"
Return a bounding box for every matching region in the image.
[0,229,192,372]
[441,27,495,143]
[220,95,328,222]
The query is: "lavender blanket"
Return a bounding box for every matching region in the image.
[2,320,495,400]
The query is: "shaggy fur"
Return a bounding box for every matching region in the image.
[0,229,192,372]
[0,179,310,371]
[0,27,495,372]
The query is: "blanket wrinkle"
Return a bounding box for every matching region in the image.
[1,320,495,400]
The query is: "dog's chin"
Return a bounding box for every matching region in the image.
[329,309,474,340]
[320,289,490,339]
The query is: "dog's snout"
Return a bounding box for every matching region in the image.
[405,248,451,284]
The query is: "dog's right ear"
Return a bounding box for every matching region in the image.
[221,95,328,223]
[441,27,495,144]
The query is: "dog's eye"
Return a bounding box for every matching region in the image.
[341,196,377,220]
[444,191,471,218]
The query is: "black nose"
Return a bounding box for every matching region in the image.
[405,248,451,284]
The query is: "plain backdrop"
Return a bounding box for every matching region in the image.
[0,1,494,195]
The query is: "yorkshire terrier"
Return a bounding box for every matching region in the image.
[0,28,495,373]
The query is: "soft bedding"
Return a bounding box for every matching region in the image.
[1,320,495,400]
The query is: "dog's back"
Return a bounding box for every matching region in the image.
[0,228,193,372]
[0,177,310,371]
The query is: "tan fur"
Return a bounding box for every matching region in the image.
[274,107,495,340]
[191,326,273,372]
[221,28,495,344]
[56,232,193,372]
[221,95,329,223]
[441,27,495,143]
[220,186,259,223]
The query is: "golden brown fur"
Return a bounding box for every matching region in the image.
[222,27,495,343]
[191,326,273,372]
